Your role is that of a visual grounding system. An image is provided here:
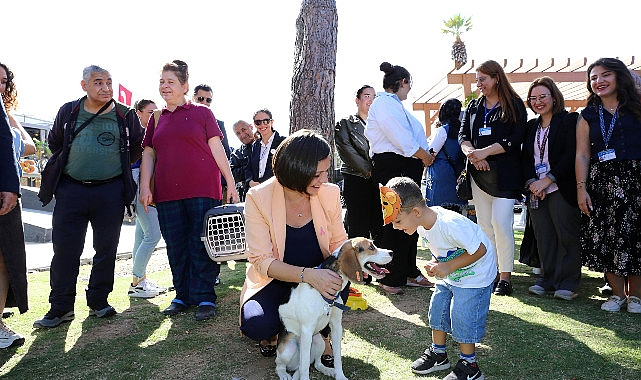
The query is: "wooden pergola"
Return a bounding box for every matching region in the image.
[413,57,641,134]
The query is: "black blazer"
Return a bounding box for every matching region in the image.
[459,96,527,192]
[521,111,579,207]
[0,98,20,195]
[245,130,286,184]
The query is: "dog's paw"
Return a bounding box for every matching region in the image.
[277,371,292,380]
[335,375,349,380]
[315,362,335,377]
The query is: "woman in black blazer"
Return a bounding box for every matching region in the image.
[246,108,286,188]
[522,76,581,301]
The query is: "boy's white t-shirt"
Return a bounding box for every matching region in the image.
[417,206,497,288]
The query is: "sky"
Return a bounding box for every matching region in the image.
[5,0,639,148]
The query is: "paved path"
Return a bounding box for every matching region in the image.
[24,211,165,272]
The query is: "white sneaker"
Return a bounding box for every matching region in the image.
[601,295,626,312]
[532,267,542,275]
[143,279,167,294]
[528,285,546,296]
[0,320,25,349]
[627,296,641,313]
[128,278,161,299]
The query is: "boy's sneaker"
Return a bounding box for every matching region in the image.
[627,296,641,313]
[128,278,162,298]
[443,359,484,380]
[0,321,25,349]
[601,295,626,312]
[411,347,450,375]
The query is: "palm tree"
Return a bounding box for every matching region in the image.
[442,14,472,70]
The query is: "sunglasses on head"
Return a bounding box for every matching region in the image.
[254,118,272,126]
[197,96,212,104]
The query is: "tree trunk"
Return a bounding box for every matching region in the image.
[290,0,338,181]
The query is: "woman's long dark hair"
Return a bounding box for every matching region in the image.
[586,58,641,121]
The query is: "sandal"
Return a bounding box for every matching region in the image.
[259,342,277,357]
[321,354,334,368]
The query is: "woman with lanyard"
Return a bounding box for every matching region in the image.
[365,62,434,295]
[522,77,580,301]
[576,58,641,313]
[459,60,527,296]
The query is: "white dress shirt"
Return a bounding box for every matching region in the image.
[365,92,428,158]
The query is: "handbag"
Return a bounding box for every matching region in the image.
[455,160,473,201]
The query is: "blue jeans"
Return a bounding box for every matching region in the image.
[428,282,492,344]
[156,197,220,305]
[131,168,161,279]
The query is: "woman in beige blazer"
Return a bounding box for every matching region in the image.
[239,130,348,361]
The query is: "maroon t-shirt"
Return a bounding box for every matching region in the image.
[142,101,223,202]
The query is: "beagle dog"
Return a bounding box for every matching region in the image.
[276,237,392,380]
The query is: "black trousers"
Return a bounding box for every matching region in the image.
[49,177,125,313]
[342,173,383,241]
[372,153,423,287]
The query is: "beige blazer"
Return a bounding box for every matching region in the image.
[239,177,347,307]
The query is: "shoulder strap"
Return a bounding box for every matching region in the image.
[72,98,114,139]
[153,109,162,128]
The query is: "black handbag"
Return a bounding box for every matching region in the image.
[456,160,473,201]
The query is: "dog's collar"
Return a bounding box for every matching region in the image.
[315,261,350,312]
[321,292,351,312]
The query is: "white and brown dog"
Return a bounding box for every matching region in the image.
[276,237,392,380]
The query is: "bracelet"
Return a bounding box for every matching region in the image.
[300,267,306,283]
[577,181,586,185]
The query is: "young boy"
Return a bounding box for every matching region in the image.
[380,177,496,380]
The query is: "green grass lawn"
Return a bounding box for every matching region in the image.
[1,231,640,379]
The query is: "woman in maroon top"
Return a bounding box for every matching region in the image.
[139,60,238,321]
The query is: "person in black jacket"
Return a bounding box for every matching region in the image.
[334,85,383,241]
[521,76,581,301]
[459,60,527,296]
[246,109,286,188]
[34,65,144,328]
[230,120,256,201]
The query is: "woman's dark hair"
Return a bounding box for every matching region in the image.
[476,60,524,124]
[586,58,641,121]
[526,76,565,115]
[133,99,156,112]
[356,85,374,99]
[436,98,462,139]
[273,129,331,194]
[0,62,18,110]
[162,59,189,85]
[380,62,411,93]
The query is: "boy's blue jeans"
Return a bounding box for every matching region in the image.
[428,282,492,344]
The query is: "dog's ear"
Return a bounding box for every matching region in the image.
[338,240,365,284]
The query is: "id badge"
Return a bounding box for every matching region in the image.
[535,163,548,175]
[479,127,492,136]
[598,149,616,162]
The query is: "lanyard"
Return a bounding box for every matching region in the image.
[598,104,618,149]
[536,123,550,164]
[483,99,499,126]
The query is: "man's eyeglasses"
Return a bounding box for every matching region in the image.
[528,94,552,102]
[197,96,212,104]
[254,118,272,126]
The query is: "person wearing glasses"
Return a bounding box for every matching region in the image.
[365,62,435,295]
[192,84,231,160]
[576,58,641,313]
[139,60,239,321]
[521,77,580,301]
[246,108,286,188]
[459,60,527,297]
